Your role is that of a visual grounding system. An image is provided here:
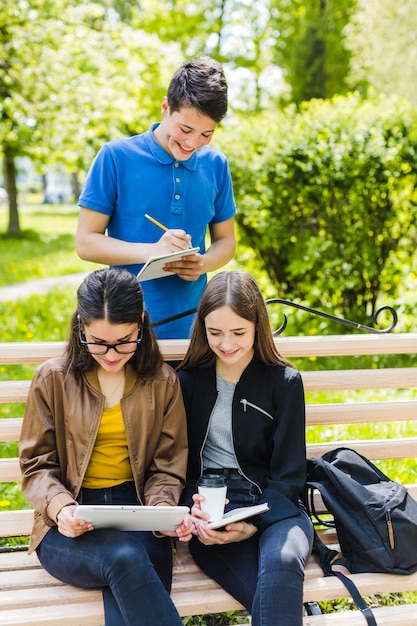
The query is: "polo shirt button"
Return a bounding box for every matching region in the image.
[175,194,180,200]
[175,162,179,167]
[176,178,180,183]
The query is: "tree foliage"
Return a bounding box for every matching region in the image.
[270,0,357,104]
[345,0,417,106]
[218,94,417,328]
[0,0,180,234]
[133,0,278,113]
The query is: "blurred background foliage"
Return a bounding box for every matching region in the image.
[1,0,416,335]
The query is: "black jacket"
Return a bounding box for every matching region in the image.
[178,355,307,531]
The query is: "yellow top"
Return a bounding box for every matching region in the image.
[82,403,133,489]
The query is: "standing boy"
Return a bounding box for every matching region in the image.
[76,57,236,339]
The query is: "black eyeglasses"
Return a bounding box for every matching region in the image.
[78,323,143,355]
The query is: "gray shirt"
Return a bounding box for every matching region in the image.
[202,373,239,470]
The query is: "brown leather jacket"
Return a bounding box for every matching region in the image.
[19,357,188,553]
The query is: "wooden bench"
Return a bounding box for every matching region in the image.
[1,334,417,625]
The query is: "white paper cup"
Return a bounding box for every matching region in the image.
[197,474,227,521]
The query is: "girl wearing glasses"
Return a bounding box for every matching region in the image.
[19,268,191,626]
[178,271,313,626]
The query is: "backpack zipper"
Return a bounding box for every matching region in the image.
[386,509,395,549]
[240,399,274,420]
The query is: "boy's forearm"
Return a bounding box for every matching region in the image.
[76,231,156,266]
[201,236,236,272]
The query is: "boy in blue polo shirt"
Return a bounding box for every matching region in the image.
[76,57,236,339]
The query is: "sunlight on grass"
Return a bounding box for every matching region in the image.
[0,202,100,285]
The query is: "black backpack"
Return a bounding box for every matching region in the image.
[306,447,417,625]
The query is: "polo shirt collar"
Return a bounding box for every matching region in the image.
[146,122,197,171]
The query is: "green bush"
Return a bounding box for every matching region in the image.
[218,93,417,332]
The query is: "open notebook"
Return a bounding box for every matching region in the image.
[75,505,189,531]
[207,502,269,530]
[137,247,200,282]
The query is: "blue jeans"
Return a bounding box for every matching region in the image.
[36,482,183,626]
[190,473,314,626]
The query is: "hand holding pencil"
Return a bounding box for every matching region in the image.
[145,213,193,249]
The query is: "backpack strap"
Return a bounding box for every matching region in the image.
[308,484,336,528]
[332,569,377,626]
[312,531,377,626]
[312,530,338,575]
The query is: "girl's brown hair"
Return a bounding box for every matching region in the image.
[178,271,291,370]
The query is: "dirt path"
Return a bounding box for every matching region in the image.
[0,273,89,301]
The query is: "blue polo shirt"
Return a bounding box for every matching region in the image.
[78,124,236,339]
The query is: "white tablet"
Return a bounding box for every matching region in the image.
[207,503,269,530]
[75,505,189,531]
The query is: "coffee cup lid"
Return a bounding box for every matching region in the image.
[197,474,227,487]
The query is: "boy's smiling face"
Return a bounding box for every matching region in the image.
[155,97,217,161]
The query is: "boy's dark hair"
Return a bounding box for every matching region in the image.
[167,57,228,123]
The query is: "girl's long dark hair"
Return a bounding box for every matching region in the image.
[65,268,163,378]
[178,271,291,370]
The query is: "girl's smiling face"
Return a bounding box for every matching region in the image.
[82,319,140,373]
[204,306,255,373]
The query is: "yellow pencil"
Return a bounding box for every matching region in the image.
[145,213,169,232]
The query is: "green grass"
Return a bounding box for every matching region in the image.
[0,203,100,285]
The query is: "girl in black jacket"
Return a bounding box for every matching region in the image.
[178,271,313,626]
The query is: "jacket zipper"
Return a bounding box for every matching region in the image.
[199,393,263,495]
[240,399,274,420]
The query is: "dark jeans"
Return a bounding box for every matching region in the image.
[36,481,182,626]
[190,473,314,626]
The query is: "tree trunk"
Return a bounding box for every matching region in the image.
[71,171,81,201]
[4,147,20,236]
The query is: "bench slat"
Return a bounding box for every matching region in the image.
[0,458,21,484]
[302,367,417,392]
[0,509,33,538]
[0,605,104,626]
[2,400,416,444]
[1,334,417,364]
[306,400,417,425]
[278,333,417,357]
[0,380,30,403]
[1,602,416,626]
[303,604,417,626]
[0,586,102,611]
[0,417,22,440]
[303,569,417,602]
[0,340,188,364]
[2,367,416,404]
[307,437,417,460]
